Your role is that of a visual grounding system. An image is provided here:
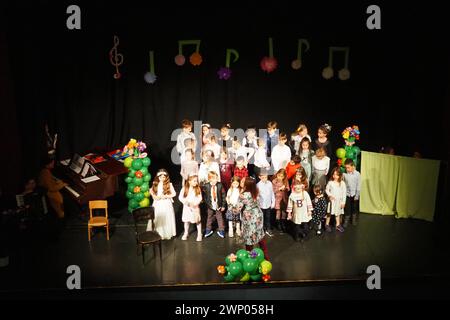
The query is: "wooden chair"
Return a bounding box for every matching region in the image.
[88,200,109,241]
[132,207,162,265]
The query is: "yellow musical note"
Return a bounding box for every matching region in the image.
[291,39,310,70]
[322,46,350,80]
[109,35,124,79]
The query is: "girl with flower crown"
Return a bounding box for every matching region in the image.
[148,169,177,240]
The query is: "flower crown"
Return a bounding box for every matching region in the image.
[122,138,148,158]
[342,125,360,142]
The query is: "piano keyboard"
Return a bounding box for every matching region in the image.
[64,185,80,198]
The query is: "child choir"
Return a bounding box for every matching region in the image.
[149,119,361,249]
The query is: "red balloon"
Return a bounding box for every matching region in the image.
[135,171,143,178]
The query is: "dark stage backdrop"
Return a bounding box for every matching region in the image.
[2,1,449,193]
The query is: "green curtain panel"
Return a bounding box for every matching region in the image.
[396,156,440,222]
[360,151,399,216]
[360,151,440,221]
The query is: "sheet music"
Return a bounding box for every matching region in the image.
[69,154,85,174]
[81,175,100,183]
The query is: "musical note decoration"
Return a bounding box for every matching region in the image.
[322,47,350,80]
[260,37,278,73]
[109,35,124,79]
[144,51,157,84]
[291,39,310,70]
[174,40,202,66]
[217,49,239,80]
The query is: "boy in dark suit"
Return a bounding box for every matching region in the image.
[202,171,227,238]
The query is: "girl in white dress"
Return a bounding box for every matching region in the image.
[147,169,177,240]
[287,182,313,241]
[325,168,347,233]
[178,175,203,241]
[312,147,330,189]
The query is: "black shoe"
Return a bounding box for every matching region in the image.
[275,220,281,231]
[352,214,358,226]
[280,220,287,233]
[343,216,350,228]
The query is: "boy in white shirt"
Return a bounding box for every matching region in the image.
[271,132,292,172]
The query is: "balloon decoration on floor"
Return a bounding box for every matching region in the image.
[260,37,278,73]
[336,126,361,171]
[122,139,152,212]
[217,49,239,80]
[217,248,272,283]
[144,51,157,84]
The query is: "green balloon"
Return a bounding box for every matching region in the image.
[251,248,265,264]
[128,205,134,213]
[346,149,355,159]
[125,177,132,184]
[124,157,133,168]
[129,199,139,209]
[336,148,346,159]
[140,167,148,176]
[142,157,151,167]
[228,261,244,277]
[128,169,136,178]
[143,173,151,182]
[132,158,143,170]
[134,192,144,201]
[223,272,235,282]
[240,272,250,282]
[140,182,149,192]
[133,177,144,186]
[126,191,134,199]
[353,146,361,155]
[139,198,150,207]
[242,258,258,274]
[127,183,136,192]
[236,249,249,263]
[250,274,262,282]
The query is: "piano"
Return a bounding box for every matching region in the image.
[55,154,128,205]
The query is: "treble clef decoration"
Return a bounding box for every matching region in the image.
[109,35,123,79]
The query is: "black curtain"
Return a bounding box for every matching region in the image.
[3,0,449,186]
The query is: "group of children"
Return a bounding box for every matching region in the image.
[148,119,361,245]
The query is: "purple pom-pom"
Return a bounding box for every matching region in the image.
[250,250,258,259]
[217,67,232,80]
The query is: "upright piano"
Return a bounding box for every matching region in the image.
[56,154,128,205]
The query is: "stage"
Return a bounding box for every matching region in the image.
[1,191,450,299]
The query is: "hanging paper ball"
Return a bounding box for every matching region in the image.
[322,67,334,79]
[174,54,186,66]
[189,52,203,66]
[144,72,157,84]
[260,56,278,73]
[217,67,232,80]
[291,59,302,70]
[338,68,350,80]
